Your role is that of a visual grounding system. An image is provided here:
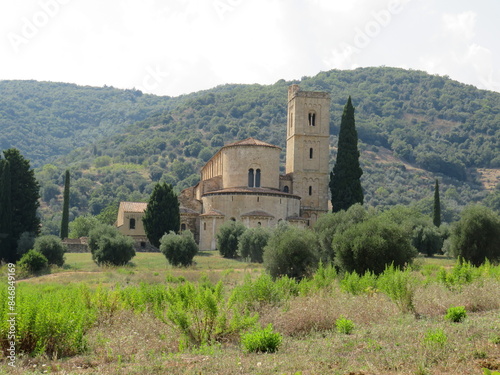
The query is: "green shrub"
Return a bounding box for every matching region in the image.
[238,226,270,263]
[333,216,417,275]
[377,264,417,314]
[263,225,319,280]
[17,250,48,274]
[88,224,135,266]
[445,306,467,322]
[335,316,355,334]
[340,270,377,295]
[423,328,447,348]
[450,205,500,266]
[157,280,258,347]
[216,221,246,258]
[33,235,66,266]
[241,324,282,353]
[160,230,198,267]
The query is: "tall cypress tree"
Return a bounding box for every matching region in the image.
[0,159,13,260]
[1,149,40,262]
[142,182,180,248]
[329,96,363,212]
[433,179,441,227]
[60,170,70,239]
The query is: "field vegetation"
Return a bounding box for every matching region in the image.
[1,252,499,375]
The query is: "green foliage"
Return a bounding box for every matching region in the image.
[143,182,180,248]
[340,270,378,295]
[444,306,467,322]
[333,215,418,275]
[17,249,48,274]
[160,230,199,267]
[423,328,448,348]
[483,370,500,375]
[314,203,369,263]
[237,226,271,263]
[0,159,12,255]
[0,284,97,357]
[16,231,36,256]
[69,215,100,238]
[88,224,136,266]
[412,225,443,257]
[377,265,417,314]
[216,221,246,259]
[230,273,298,311]
[33,235,66,267]
[263,225,319,280]
[335,316,355,334]
[450,205,500,266]
[0,149,40,263]
[241,324,282,353]
[157,280,258,346]
[330,96,363,212]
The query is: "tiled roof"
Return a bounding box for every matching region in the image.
[120,202,148,213]
[180,207,199,215]
[202,187,300,198]
[224,137,281,149]
[241,210,274,218]
[200,209,225,217]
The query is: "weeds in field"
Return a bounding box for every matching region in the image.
[377,264,417,314]
[241,324,282,353]
[335,316,355,334]
[444,306,467,322]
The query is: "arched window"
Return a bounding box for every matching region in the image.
[255,169,261,187]
[309,186,313,196]
[248,169,254,187]
[283,186,289,193]
[309,148,313,159]
[230,217,236,221]
[181,223,186,231]
[129,218,136,230]
[308,112,316,126]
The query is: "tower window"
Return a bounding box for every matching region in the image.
[129,218,136,230]
[309,148,313,159]
[308,112,316,126]
[309,186,313,196]
[181,223,186,231]
[204,222,207,231]
[283,186,289,193]
[255,169,261,187]
[248,168,254,187]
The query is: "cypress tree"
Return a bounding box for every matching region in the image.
[60,170,70,239]
[0,160,13,260]
[329,96,363,212]
[1,149,40,263]
[433,179,441,227]
[142,182,180,248]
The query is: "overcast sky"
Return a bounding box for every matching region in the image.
[1,0,499,97]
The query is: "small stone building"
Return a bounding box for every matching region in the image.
[116,85,331,250]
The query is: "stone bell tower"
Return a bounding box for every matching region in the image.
[285,84,330,225]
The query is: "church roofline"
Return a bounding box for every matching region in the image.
[202,187,301,199]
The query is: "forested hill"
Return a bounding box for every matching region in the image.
[0,81,184,166]
[2,67,499,234]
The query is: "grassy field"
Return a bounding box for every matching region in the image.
[1,252,499,375]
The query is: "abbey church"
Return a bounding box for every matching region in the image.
[116,85,331,250]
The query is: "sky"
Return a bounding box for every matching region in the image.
[1,0,499,97]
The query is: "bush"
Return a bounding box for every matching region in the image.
[412,225,443,256]
[158,280,258,347]
[333,216,417,275]
[335,316,355,334]
[314,203,369,263]
[377,264,417,314]
[445,306,467,322]
[241,324,283,353]
[17,250,48,274]
[88,224,135,266]
[216,221,246,258]
[263,225,319,280]
[450,205,500,266]
[33,235,66,267]
[237,226,271,263]
[160,230,198,267]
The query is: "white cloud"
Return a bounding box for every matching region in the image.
[442,11,476,41]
